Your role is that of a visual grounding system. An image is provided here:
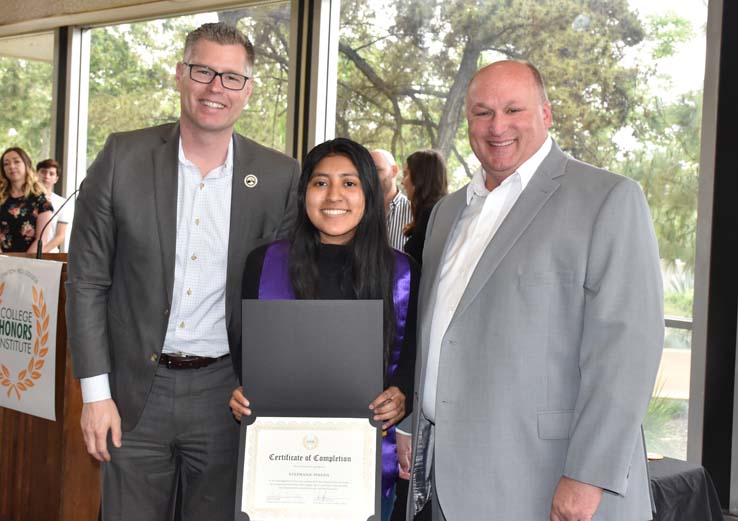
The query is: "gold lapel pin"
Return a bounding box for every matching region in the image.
[244,174,258,188]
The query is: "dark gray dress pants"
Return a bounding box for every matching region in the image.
[101,357,239,521]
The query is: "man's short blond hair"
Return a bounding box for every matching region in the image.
[183,22,255,75]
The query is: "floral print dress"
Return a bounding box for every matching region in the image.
[0,193,53,252]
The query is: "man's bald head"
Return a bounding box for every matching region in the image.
[371,149,399,201]
[465,60,553,188]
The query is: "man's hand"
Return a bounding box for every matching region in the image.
[81,399,122,462]
[396,432,412,479]
[229,386,252,422]
[369,386,405,429]
[550,476,603,521]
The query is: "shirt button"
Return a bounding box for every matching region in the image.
[186,289,192,296]
[191,254,197,261]
[150,353,158,362]
[195,218,200,225]
[199,183,205,190]
[179,321,186,328]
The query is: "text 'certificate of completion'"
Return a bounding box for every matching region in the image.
[241,417,375,521]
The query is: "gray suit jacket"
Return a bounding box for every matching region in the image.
[66,123,299,431]
[409,142,663,520]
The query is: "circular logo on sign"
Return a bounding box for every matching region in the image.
[244,174,258,188]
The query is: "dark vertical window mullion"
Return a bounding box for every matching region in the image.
[52,26,68,194]
[702,0,738,507]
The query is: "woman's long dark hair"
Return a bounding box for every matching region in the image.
[289,138,397,366]
[404,149,448,236]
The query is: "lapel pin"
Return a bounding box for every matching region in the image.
[244,174,258,188]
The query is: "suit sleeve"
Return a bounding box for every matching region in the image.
[563,178,664,495]
[66,134,118,378]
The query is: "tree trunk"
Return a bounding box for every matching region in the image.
[434,42,481,169]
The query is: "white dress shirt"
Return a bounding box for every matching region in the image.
[421,136,552,422]
[81,138,234,403]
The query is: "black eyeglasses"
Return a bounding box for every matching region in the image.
[183,62,250,91]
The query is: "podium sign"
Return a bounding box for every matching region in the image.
[0,256,63,420]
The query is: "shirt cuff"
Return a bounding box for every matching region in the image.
[396,428,412,436]
[80,373,112,403]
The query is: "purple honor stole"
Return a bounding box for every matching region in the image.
[258,239,412,499]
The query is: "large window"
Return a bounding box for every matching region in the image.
[0,32,55,163]
[337,0,706,460]
[84,3,291,166]
[0,0,706,463]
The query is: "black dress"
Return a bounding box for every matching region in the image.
[241,242,419,413]
[402,205,434,265]
[0,193,53,252]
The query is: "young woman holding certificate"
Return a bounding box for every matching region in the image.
[230,138,418,521]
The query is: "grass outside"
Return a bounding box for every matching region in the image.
[644,395,688,460]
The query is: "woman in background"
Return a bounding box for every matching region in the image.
[230,138,418,521]
[0,147,53,253]
[401,149,448,265]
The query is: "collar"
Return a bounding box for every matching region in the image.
[388,190,406,209]
[466,134,552,205]
[177,136,234,178]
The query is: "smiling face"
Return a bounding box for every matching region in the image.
[37,166,58,192]
[306,154,366,245]
[466,61,552,188]
[175,39,253,137]
[2,151,28,188]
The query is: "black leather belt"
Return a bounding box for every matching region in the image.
[159,353,229,370]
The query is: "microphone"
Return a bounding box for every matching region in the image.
[36,189,79,260]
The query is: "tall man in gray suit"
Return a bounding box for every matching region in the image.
[408,60,663,520]
[66,23,299,521]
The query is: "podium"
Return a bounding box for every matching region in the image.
[0,254,100,521]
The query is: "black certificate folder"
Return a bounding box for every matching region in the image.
[236,299,383,521]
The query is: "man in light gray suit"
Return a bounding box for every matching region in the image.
[408,60,663,520]
[66,23,298,521]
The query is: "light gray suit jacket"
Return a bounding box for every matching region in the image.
[409,142,663,520]
[66,123,299,432]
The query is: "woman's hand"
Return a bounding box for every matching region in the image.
[230,386,252,422]
[369,386,405,429]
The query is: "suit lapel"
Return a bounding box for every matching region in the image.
[152,124,180,306]
[417,189,468,379]
[452,144,568,320]
[225,135,258,329]
[420,189,467,327]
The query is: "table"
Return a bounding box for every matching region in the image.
[649,457,725,521]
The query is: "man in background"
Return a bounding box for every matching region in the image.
[36,158,71,253]
[409,60,663,521]
[67,22,298,521]
[371,149,411,250]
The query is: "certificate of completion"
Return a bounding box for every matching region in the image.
[241,416,376,521]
